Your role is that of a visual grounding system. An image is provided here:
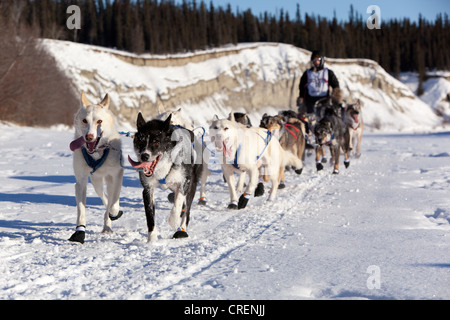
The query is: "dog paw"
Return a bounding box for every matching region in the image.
[254,182,264,197]
[238,193,250,209]
[102,226,113,233]
[173,228,189,239]
[68,231,85,244]
[109,210,123,221]
[316,162,324,171]
[344,160,350,168]
[332,169,339,174]
[198,197,207,206]
[147,231,158,242]
[278,182,286,189]
[295,168,303,175]
[228,202,238,210]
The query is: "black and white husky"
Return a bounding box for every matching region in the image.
[128,112,204,241]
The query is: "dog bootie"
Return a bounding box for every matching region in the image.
[173,228,189,239]
[198,197,207,206]
[228,201,238,210]
[68,226,86,244]
[109,210,123,221]
[344,160,350,168]
[238,193,250,209]
[316,162,324,171]
[254,182,264,197]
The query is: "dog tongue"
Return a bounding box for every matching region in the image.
[70,136,86,151]
[128,155,161,176]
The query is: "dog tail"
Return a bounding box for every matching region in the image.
[282,149,303,171]
[262,148,303,182]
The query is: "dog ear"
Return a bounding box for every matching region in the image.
[229,112,235,122]
[81,91,92,107]
[157,102,165,114]
[163,114,172,131]
[137,112,146,129]
[212,114,219,121]
[99,93,109,109]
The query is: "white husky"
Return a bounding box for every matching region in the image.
[209,113,303,209]
[68,91,124,244]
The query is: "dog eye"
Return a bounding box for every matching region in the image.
[82,119,87,124]
[152,140,160,147]
[97,120,102,124]
[224,127,228,131]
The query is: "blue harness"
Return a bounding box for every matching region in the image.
[81,147,110,175]
[232,130,273,170]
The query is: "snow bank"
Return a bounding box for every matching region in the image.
[42,40,442,133]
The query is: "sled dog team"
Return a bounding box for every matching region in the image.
[69,91,363,243]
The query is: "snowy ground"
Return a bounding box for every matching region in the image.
[0,123,449,300]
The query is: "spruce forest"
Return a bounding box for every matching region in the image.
[2,0,450,76]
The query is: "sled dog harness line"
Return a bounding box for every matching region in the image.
[81,146,110,174]
[232,130,273,170]
[306,68,329,97]
[284,124,300,140]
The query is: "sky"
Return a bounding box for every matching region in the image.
[207,0,449,23]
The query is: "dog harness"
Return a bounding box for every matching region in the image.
[81,146,110,174]
[284,123,300,140]
[232,130,273,170]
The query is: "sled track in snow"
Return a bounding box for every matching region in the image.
[139,166,329,299]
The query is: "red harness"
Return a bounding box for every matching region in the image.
[284,123,300,140]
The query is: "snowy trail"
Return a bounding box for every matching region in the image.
[0,124,449,300]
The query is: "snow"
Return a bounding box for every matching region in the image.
[0,122,449,300]
[1,40,449,300]
[400,72,450,118]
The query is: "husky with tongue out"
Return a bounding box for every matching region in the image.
[68,91,124,244]
[128,112,203,241]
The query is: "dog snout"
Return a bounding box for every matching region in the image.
[140,153,150,162]
[85,133,95,142]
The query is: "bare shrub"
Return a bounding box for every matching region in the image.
[0,3,78,127]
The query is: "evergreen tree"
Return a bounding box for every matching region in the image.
[7,0,449,73]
